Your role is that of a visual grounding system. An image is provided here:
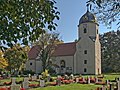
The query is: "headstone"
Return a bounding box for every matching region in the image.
[76,78,79,83]
[106,80,109,85]
[28,74,31,79]
[40,80,45,87]
[117,80,120,90]
[11,78,16,85]
[88,76,90,84]
[47,74,51,82]
[11,85,21,90]
[11,78,21,90]
[83,77,85,82]
[39,75,42,80]
[8,74,11,78]
[22,77,29,89]
[64,74,69,80]
[57,75,61,86]
[32,75,37,81]
[70,74,74,80]
[96,77,98,83]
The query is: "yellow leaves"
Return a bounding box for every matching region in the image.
[0,58,8,68]
[0,50,8,68]
[0,50,4,58]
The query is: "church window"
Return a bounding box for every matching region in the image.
[84,60,87,64]
[97,29,98,34]
[60,60,65,68]
[30,62,32,65]
[84,68,87,72]
[84,28,87,33]
[84,50,87,54]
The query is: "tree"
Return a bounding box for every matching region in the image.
[100,30,120,73]
[0,0,60,47]
[4,44,30,74]
[0,50,8,69]
[33,32,60,72]
[87,0,120,29]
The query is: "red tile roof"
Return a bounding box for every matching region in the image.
[28,45,40,59]
[28,42,76,59]
[52,42,76,56]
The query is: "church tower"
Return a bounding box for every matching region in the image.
[76,9,101,75]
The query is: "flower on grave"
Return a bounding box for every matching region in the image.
[3,81,11,85]
[41,69,49,79]
[20,88,25,90]
[29,84,39,88]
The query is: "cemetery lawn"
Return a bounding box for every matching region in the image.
[29,83,100,90]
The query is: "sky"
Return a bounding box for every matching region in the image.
[55,0,118,43]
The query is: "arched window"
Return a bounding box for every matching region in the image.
[30,62,32,65]
[97,29,98,34]
[84,28,87,33]
[60,60,65,68]
[84,68,87,72]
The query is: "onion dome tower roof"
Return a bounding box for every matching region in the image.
[79,10,98,25]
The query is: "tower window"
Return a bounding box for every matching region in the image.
[84,28,87,33]
[30,62,32,65]
[84,68,87,72]
[84,50,87,54]
[97,29,98,34]
[84,60,87,64]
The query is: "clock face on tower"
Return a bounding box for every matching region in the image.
[83,16,88,21]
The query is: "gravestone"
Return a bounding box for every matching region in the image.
[39,75,42,80]
[11,78,16,85]
[11,78,20,90]
[95,77,98,83]
[47,74,51,82]
[70,74,74,80]
[11,85,21,90]
[22,77,29,89]
[106,80,109,85]
[83,77,85,82]
[32,75,37,81]
[8,74,11,78]
[28,74,31,79]
[40,80,45,87]
[57,75,61,86]
[117,80,120,90]
[76,78,79,83]
[64,74,69,80]
[88,76,90,84]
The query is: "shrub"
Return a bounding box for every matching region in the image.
[22,70,35,75]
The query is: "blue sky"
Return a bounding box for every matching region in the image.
[55,0,118,43]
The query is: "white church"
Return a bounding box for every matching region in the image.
[26,9,101,75]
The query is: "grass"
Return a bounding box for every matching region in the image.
[0,74,120,90]
[29,84,100,90]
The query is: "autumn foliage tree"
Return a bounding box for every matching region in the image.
[4,44,30,74]
[0,50,8,69]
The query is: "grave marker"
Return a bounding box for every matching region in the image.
[22,77,29,89]
[40,80,45,87]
